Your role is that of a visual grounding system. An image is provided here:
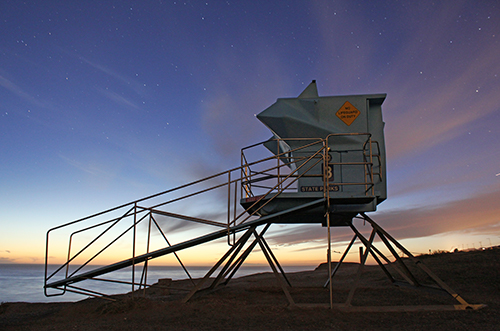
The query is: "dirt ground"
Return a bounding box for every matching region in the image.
[1,247,499,330]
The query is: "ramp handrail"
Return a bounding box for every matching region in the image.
[45,135,379,299]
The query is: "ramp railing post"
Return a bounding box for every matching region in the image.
[323,138,334,309]
[132,202,137,294]
[139,211,153,292]
[227,171,232,246]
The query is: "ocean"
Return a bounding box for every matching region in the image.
[0,264,314,303]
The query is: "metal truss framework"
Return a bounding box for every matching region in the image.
[183,213,486,312]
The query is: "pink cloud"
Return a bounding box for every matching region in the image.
[266,185,500,246]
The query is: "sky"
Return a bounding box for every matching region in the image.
[1,0,499,268]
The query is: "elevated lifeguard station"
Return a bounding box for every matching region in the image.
[241,80,386,226]
[44,81,484,311]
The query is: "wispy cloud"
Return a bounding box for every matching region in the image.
[385,51,500,160]
[58,154,118,190]
[0,257,16,263]
[382,10,500,159]
[77,55,149,98]
[198,39,292,158]
[388,149,500,199]
[55,46,149,98]
[95,87,140,110]
[59,154,112,177]
[265,186,500,247]
[374,186,500,239]
[0,74,50,109]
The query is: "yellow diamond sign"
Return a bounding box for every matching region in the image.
[336,101,360,126]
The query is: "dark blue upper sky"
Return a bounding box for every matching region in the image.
[1,0,499,263]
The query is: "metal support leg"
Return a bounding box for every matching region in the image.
[182,226,256,303]
[360,213,476,308]
[376,230,420,285]
[253,229,295,306]
[259,235,292,287]
[324,234,357,287]
[344,228,376,307]
[350,223,403,284]
[209,229,256,290]
[223,235,261,284]
[222,224,272,285]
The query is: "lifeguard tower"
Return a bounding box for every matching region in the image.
[44,81,483,311]
[241,80,386,226]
